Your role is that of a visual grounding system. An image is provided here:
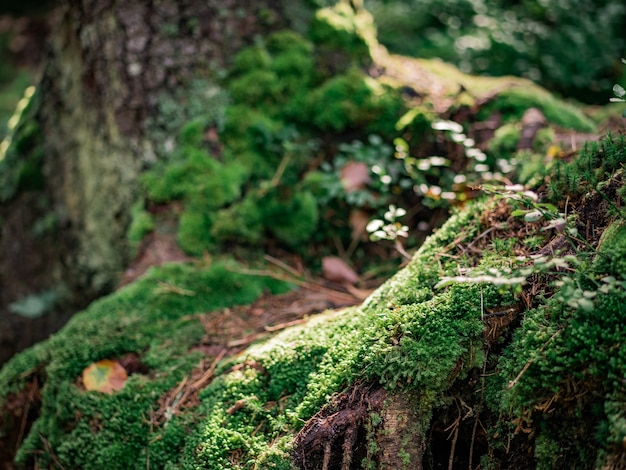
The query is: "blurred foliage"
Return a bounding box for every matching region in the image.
[366,0,626,103]
[0,0,55,16]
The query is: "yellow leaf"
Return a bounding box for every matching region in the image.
[82,359,128,394]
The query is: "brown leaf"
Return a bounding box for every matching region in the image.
[322,256,359,285]
[349,209,371,240]
[340,161,370,193]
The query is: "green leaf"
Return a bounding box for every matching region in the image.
[8,290,59,318]
[524,210,543,222]
[511,209,529,217]
[576,298,594,313]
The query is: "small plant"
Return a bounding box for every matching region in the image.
[609,58,626,117]
[366,204,409,241]
[366,204,412,259]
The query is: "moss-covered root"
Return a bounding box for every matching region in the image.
[292,385,424,469]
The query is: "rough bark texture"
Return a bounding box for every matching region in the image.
[0,0,305,363]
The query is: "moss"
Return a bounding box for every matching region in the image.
[127,201,154,246]
[3,140,625,467]
[178,118,206,148]
[0,260,291,469]
[267,30,314,57]
[4,8,623,468]
[177,208,213,255]
[549,133,626,201]
[210,195,264,244]
[479,87,596,131]
[302,68,402,134]
[495,213,626,468]
[229,69,282,107]
[309,2,376,65]
[262,190,319,247]
[230,46,272,74]
[594,221,626,279]
[228,32,315,112]
[488,123,520,158]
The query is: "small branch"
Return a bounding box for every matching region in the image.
[264,318,308,332]
[191,348,227,390]
[448,424,459,470]
[469,352,488,470]
[155,281,195,296]
[341,426,357,470]
[447,397,462,470]
[394,239,413,260]
[263,254,302,278]
[322,441,332,470]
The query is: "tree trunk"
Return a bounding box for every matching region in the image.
[0,0,306,363]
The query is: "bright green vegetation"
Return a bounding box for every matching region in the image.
[135,11,597,267]
[3,133,625,468]
[1,134,625,468]
[0,260,291,468]
[138,15,403,257]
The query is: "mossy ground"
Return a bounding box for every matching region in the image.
[1,135,625,468]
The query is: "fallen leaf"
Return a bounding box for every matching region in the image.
[349,209,371,240]
[322,256,359,285]
[82,359,128,394]
[340,161,370,192]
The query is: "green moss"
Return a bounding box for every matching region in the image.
[309,2,376,64]
[479,87,596,131]
[594,221,626,279]
[549,133,626,201]
[229,69,281,106]
[231,46,272,74]
[210,195,264,244]
[0,260,291,469]
[488,123,520,158]
[302,68,402,134]
[258,190,319,247]
[3,140,624,467]
[267,30,314,57]
[127,201,154,245]
[495,210,626,467]
[178,118,206,148]
[177,208,213,255]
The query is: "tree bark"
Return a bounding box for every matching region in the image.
[0,0,306,363]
